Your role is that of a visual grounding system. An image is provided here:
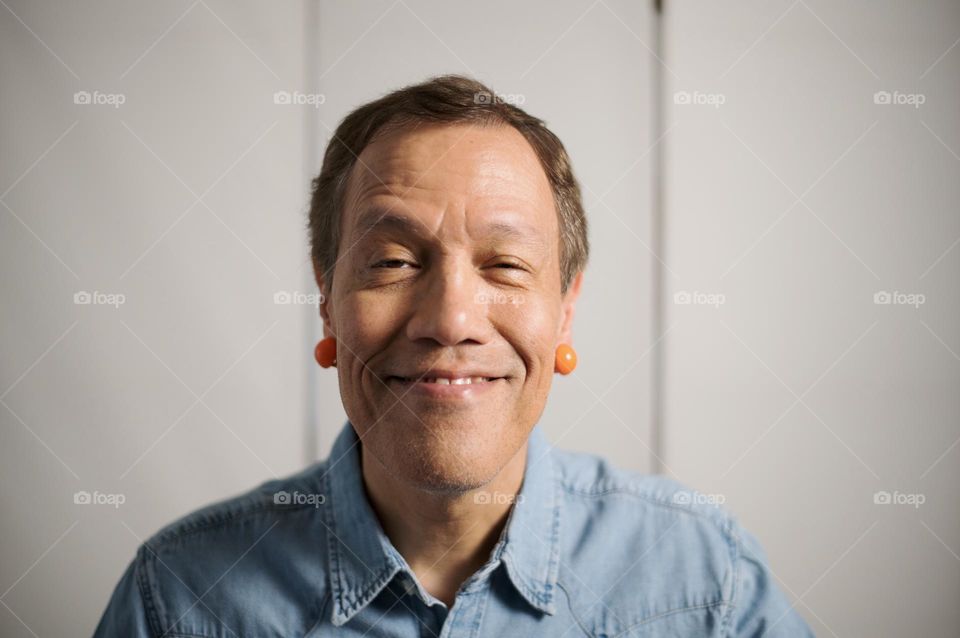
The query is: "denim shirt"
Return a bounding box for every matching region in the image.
[94,423,814,637]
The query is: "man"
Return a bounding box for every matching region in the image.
[94,75,814,637]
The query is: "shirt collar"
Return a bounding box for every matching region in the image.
[322,422,404,626]
[322,422,561,626]
[496,424,561,615]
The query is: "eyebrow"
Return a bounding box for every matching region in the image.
[354,208,430,240]
[352,208,548,249]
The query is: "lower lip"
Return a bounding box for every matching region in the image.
[387,377,505,400]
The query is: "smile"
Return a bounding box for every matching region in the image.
[394,376,493,385]
[386,374,506,400]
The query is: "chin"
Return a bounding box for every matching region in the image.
[373,415,512,493]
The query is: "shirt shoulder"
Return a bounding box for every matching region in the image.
[144,460,326,546]
[130,461,334,638]
[550,448,743,634]
[552,447,734,528]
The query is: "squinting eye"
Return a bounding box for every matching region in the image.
[373,259,414,269]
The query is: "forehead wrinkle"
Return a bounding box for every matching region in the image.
[354,207,431,241]
[343,123,557,256]
[357,122,549,201]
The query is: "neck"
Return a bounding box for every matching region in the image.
[360,443,528,607]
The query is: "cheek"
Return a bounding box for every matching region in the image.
[493,298,560,378]
[334,294,400,385]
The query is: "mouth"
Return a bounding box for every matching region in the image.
[385,370,508,399]
[388,375,499,385]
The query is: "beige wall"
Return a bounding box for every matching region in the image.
[662,1,960,636]
[1,2,311,636]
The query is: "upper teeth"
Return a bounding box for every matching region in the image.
[406,376,491,384]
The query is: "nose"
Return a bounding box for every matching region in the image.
[405,259,488,347]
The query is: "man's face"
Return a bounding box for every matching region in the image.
[320,122,580,493]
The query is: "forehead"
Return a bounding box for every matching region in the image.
[341,122,557,239]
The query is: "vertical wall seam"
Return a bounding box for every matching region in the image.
[303,0,321,465]
[650,0,665,474]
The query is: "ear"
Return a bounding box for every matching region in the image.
[556,271,584,346]
[313,258,336,339]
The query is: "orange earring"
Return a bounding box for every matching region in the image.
[315,337,337,368]
[555,343,577,375]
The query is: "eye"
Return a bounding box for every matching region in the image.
[489,260,527,271]
[373,259,415,269]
